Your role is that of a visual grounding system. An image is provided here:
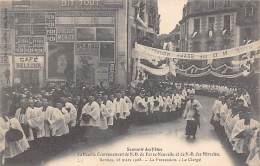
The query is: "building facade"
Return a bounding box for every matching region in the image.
[178,0,260,115]
[179,0,259,52]
[129,0,159,47]
[0,0,159,88]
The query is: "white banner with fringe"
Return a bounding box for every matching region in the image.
[135,40,260,60]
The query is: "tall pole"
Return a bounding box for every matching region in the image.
[126,0,129,87]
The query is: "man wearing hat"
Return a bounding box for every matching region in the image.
[183,92,202,139]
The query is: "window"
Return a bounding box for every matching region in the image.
[31,25,46,35]
[192,41,201,52]
[194,18,200,33]
[182,6,186,17]
[208,17,215,31]
[243,28,252,44]
[223,39,231,49]
[207,41,216,51]
[16,25,30,35]
[224,0,231,7]
[15,12,30,24]
[224,15,230,31]
[100,43,114,62]
[77,28,96,41]
[96,28,114,41]
[245,5,254,17]
[208,0,215,9]
[139,1,146,21]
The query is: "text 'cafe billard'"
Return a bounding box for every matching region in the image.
[12,0,125,87]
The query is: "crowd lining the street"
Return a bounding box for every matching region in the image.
[0,81,258,166]
[208,88,259,166]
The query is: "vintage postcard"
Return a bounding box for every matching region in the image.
[0,0,259,166]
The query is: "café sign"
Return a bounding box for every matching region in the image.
[15,56,44,70]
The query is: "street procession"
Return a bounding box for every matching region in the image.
[0,0,260,166]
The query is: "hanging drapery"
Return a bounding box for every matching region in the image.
[133,40,260,79]
[134,40,260,60]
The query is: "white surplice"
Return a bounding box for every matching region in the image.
[231,119,259,154]
[219,103,228,127]
[40,106,55,137]
[0,117,30,159]
[0,117,9,153]
[211,100,222,122]
[225,114,241,142]
[223,108,233,138]
[99,103,110,130]
[103,100,115,126]
[48,108,69,137]
[114,98,130,120]
[183,99,202,121]
[80,101,101,127]
[65,102,77,127]
[173,94,183,109]
[246,129,260,166]
[151,96,163,113]
[123,96,133,111]
[133,96,147,113]
[26,107,45,141]
[165,96,175,112]
[15,108,27,125]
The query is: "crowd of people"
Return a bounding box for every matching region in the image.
[210,91,259,166]
[0,81,258,165]
[181,82,259,166]
[0,81,191,165]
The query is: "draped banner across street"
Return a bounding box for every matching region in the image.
[133,40,260,80]
[134,40,260,60]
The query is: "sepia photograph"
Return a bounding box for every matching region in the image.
[0,0,259,165]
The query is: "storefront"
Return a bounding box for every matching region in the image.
[10,0,127,87]
[0,56,12,87]
[13,56,44,86]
